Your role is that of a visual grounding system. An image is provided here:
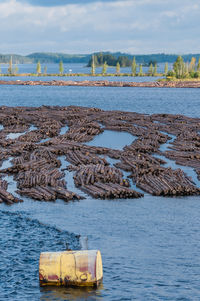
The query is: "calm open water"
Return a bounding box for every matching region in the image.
[0,62,170,75]
[0,84,200,301]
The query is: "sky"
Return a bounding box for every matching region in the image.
[0,0,200,55]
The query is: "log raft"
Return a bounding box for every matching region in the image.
[1,79,200,88]
[0,106,200,204]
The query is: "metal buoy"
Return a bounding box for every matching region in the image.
[39,250,103,287]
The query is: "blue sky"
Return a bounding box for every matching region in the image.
[0,0,199,54]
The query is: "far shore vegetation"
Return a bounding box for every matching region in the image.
[1,54,200,80]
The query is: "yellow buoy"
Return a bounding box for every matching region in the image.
[39,250,103,287]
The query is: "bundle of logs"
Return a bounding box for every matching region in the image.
[65,150,108,166]
[60,121,103,143]
[1,148,82,202]
[124,132,169,154]
[132,167,200,196]
[73,164,143,199]
[114,152,200,196]
[0,178,23,204]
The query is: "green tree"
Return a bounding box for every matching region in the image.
[7,56,13,74]
[197,58,200,71]
[173,56,185,78]
[59,60,64,74]
[148,63,153,75]
[131,57,137,76]
[138,64,143,76]
[189,57,196,72]
[99,52,103,65]
[153,63,157,76]
[14,64,18,74]
[36,61,41,74]
[116,62,120,74]
[44,66,47,74]
[102,61,108,75]
[91,55,95,75]
[118,56,131,67]
[164,62,168,75]
[184,62,189,77]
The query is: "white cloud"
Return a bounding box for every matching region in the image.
[0,0,200,54]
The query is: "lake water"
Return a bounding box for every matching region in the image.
[0,84,200,300]
[0,62,171,76]
[86,130,136,150]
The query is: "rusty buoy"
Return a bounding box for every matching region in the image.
[39,250,103,287]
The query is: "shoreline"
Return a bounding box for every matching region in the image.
[0,79,200,88]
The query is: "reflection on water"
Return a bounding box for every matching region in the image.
[86,130,136,150]
[3,174,19,198]
[60,125,69,135]
[159,132,176,152]
[0,210,80,301]
[6,132,25,139]
[58,156,87,199]
[6,124,38,140]
[40,285,104,301]
[0,157,13,170]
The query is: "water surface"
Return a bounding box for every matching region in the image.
[86,130,136,150]
[0,85,200,300]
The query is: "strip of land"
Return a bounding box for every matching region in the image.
[0,80,200,88]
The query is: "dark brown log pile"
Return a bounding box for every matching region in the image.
[124,132,169,154]
[160,130,200,180]
[132,167,200,196]
[0,148,82,202]
[17,130,45,143]
[81,183,142,199]
[65,150,108,166]
[74,164,143,199]
[17,185,82,202]
[39,120,62,137]
[0,178,23,204]
[74,164,126,186]
[115,152,166,172]
[60,121,103,143]
[16,169,65,189]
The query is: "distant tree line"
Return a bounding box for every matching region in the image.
[27,53,88,64]
[1,52,200,65]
